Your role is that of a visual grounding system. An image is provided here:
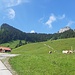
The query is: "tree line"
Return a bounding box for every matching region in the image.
[0,23,75,44]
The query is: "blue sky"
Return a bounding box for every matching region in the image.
[0,0,75,33]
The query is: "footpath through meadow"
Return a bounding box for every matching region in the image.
[0,60,12,75]
[0,53,19,75]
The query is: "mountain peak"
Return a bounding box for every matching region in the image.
[58,26,71,33]
[1,23,13,29]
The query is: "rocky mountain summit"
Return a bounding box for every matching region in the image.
[58,26,71,33]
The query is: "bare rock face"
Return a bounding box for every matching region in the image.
[58,26,71,33]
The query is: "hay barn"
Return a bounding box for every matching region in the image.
[0,47,11,52]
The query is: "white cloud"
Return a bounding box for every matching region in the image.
[6,8,15,19]
[45,14,56,28]
[58,14,65,20]
[2,0,29,7]
[0,0,30,20]
[45,14,66,28]
[30,30,35,33]
[66,21,75,26]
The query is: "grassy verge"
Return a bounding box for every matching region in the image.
[9,38,75,75]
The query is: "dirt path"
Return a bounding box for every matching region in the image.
[0,53,19,75]
[44,44,54,50]
[0,60,12,75]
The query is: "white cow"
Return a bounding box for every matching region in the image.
[62,50,73,54]
[62,50,69,54]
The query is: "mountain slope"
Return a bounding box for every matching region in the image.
[52,29,75,40]
[0,23,75,44]
[0,23,27,43]
[0,23,52,43]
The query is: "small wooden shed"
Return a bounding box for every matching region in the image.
[0,47,11,52]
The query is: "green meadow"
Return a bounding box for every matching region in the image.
[9,38,75,75]
[0,40,25,49]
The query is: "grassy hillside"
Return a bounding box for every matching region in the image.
[0,40,25,49]
[9,38,75,75]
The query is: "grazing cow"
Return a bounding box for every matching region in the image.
[69,50,73,53]
[49,51,52,54]
[62,50,73,54]
[62,50,69,54]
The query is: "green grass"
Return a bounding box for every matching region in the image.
[0,40,25,49]
[9,38,75,75]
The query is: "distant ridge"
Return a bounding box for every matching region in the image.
[0,23,75,44]
[0,23,52,43]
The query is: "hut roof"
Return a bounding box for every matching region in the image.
[0,47,11,51]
